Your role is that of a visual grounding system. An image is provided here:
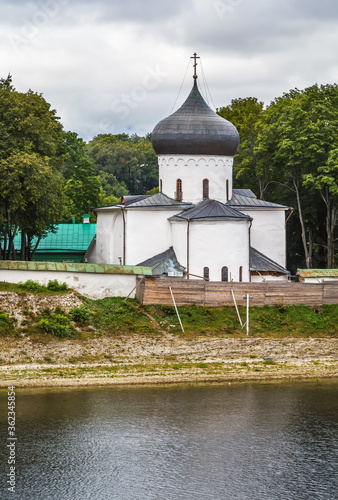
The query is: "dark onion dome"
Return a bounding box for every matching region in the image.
[151,79,240,156]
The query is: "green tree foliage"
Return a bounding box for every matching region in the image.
[61,131,101,222]
[217,97,264,192]
[0,75,63,167]
[217,84,338,269]
[255,84,338,268]
[303,147,338,268]
[0,76,65,260]
[87,133,158,195]
[0,152,66,260]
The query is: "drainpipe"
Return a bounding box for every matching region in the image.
[285,208,294,270]
[187,220,190,280]
[249,220,252,282]
[122,208,126,265]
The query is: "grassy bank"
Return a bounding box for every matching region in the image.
[0,285,337,339]
[0,285,337,387]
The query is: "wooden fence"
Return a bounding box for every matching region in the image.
[137,278,338,307]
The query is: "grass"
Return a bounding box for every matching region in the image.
[141,303,338,338]
[0,311,17,336]
[1,358,335,383]
[0,280,71,295]
[82,297,159,336]
[0,286,337,338]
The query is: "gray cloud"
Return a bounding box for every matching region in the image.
[1,0,194,26]
[1,0,337,141]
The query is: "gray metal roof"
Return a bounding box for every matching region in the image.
[151,79,239,156]
[229,189,289,209]
[232,188,256,198]
[137,247,185,276]
[169,199,252,221]
[121,195,149,205]
[250,247,290,274]
[96,193,192,210]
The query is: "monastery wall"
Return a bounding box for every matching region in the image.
[0,261,152,299]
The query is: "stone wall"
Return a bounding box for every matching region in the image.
[0,261,152,299]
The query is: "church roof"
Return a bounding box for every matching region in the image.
[228,189,289,209]
[250,247,290,274]
[95,193,192,210]
[296,268,338,279]
[151,79,239,156]
[137,247,185,276]
[121,195,149,205]
[13,223,96,253]
[169,199,252,221]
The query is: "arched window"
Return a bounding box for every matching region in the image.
[159,179,162,193]
[239,266,243,282]
[203,179,209,199]
[176,179,182,200]
[203,267,209,280]
[221,266,228,282]
[226,179,229,201]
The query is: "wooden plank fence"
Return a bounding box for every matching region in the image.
[137,278,338,307]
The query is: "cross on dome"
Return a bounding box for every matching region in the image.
[191,52,200,79]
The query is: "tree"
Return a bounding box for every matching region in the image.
[217,97,264,192]
[87,133,158,195]
[0,152,65,260]
[255,84,338,268]
[0,78,65,260]
[61,132,101,221]
[0,81,63,167]
[304,148,338,268]
[0,73,15,90]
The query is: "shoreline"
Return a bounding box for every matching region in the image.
[1,335,337,388]
[1,372,338,389]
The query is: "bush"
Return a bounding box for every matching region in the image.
[70,305,93,325]
[39,313,75,338]
[19,280,68,293]
[47,280,68,291]
[19,280,45,292]
[0,309,17,335]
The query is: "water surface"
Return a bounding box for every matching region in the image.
[1,381,337,499]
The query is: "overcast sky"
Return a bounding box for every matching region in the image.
[1,0,338,142]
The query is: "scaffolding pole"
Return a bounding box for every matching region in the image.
[169,286,185,333]
[231,289,243,327]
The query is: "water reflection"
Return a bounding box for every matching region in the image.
[0,381,337,500]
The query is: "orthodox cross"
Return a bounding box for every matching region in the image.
[191,52,200,79]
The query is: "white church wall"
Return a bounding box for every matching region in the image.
[92,210,123,264]
[84,239,96,263]
[112,211,123,264]
[171,221,188,271]
[171,219,250,282]
[238,209,286,267]
[94,211,115,264]
[251,275,289,283]
[158,155,233,204]
[125,209,179,265]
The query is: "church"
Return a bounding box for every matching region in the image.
[86,58,290,283]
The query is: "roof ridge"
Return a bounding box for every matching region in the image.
[170,198,251,221]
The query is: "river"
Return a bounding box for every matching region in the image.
[1,381,337,499]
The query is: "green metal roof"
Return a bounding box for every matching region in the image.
[0,260,152,275]
[297,269,338,278]
[13,224,97,253]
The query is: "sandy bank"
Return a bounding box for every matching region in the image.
[0,335,337,388]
